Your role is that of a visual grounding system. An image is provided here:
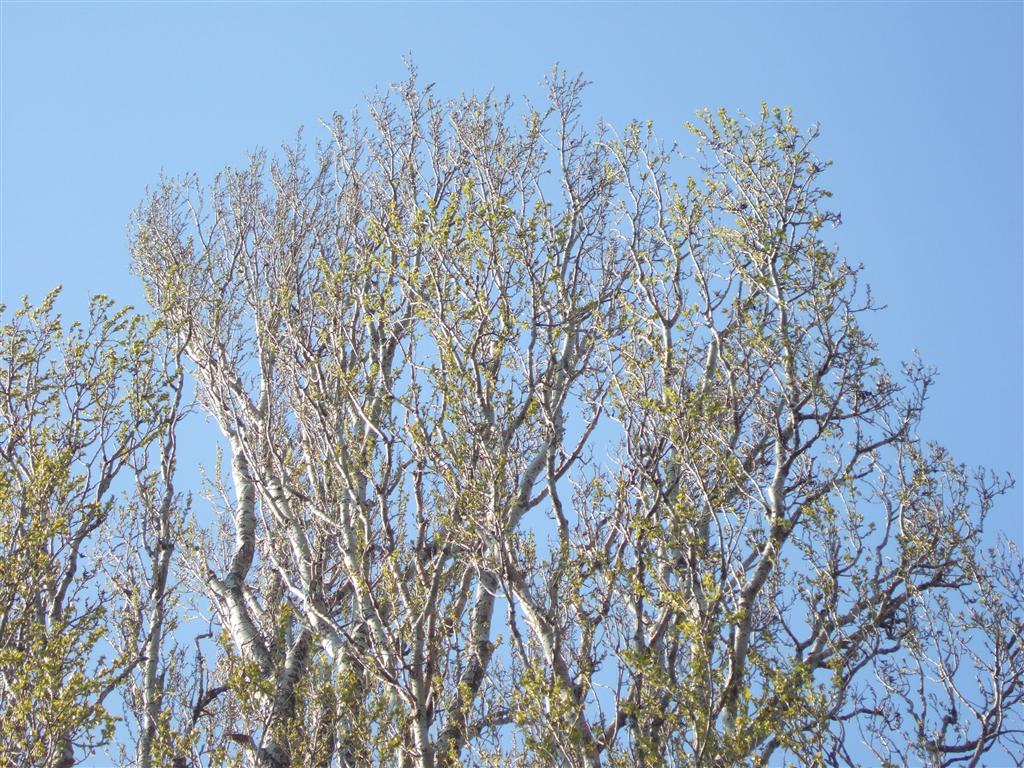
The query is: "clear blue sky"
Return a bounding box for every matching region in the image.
[2,2,1020,542]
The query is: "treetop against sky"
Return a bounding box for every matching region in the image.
[2,2,1019,515]
[0,3,1021,767]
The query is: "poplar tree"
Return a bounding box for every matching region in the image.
[120,69,1024,767]
[0,291,186,767]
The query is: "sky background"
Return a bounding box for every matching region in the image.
[1,3,1021,758]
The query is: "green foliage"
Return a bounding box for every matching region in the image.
[0,290,170,766]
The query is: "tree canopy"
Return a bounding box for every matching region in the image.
[2,70,1022,768]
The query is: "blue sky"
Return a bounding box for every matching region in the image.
[3,1,1019,536]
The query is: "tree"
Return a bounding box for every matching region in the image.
[128,69,1024,767]
[0,290,186,767]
